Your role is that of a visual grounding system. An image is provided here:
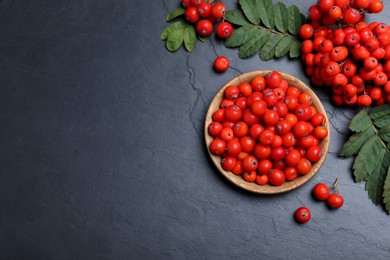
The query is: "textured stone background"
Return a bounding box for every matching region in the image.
[1,0,390,259]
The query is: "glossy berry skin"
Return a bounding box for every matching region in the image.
[209,139,226,155]
[265,71,283,88]
[312,183,330,200]
[216,22,233,39]
[299,24,314,39]
[295,207,311,224]
[198,2,212,18]
[343,8,361,25]
[190,0,203,6]
[327,193,344,208]
[211,2,226,19]
[214,56,229,72]
[268,169,286,186]
[185,7,200,23]
[196,19,213,37]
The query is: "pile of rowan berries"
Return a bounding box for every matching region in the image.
[182,0,233,39]
[207,71,329,186]
[299,0,389,107]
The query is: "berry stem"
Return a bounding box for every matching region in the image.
[330,177,340,193]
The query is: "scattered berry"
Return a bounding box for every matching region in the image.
[214,56,229,72]
[295,207,311,223]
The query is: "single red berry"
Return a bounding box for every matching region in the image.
[299,24,314,39]
[197,2,212,17]
[216,22,233,39]
[185,7,200,23]
[211,2,226,19]
[318,0,335,12]
[182,0,192,8]
[312,183,330,200]
[214,56,229,72]
[265,71,283,88]
[328,5,342,20]
[308,4,323,21]
[357,94,372,107]
[190,0,203,6]
[327,194,344,208]
[368,0,384,13]
[295,207,311,224]
[196,19,213,37]
[353,0,371,9]
[343,8,361,25]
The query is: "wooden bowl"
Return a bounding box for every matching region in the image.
[204,70,330,194]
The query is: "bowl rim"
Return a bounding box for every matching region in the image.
[204,70,330,194]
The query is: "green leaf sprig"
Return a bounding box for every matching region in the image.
[340,105,390,214]
[161,7,198,52]
[224,0,305,61]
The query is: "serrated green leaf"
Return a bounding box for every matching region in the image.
[273,2,288,33]
[340,126,376,157]
[166,29,184,52]
[255,0,274,28]
[287,5,304,35]
[366,150,390,205]
[353,136,383,182]
[260,34,284,61]
[225,26,257,48]
[275,36,295,58]
[383,169,390,214]
[368,104,390,120]
[166,7,185,22]
[379,125,390,142]
[289,39,302,58]
[239,0,260,25]
[238,29,271,59]
[374,114,390,128]
[161,21,187,40]
[183,26,196,52]
[224,10,253,26]
[349,109,372,132]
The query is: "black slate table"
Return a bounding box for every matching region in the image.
[1,0,390,259]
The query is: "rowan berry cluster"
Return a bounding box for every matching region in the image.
[300,0,389,107]
[207,71,328,186]
[183,0,233,39]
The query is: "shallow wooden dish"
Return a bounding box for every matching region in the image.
[204,70,330,194]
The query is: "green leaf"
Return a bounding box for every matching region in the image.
[374,114,390,128]
[183,26,196,52]
[383,170,390,214]
[368,104,390,120]
[255,0,274,28]
[238,29,271,59]
[225,26,257,48]
[224,10,252,26]
[275,36,295,58]
[239,0,260,25]
[289,39,302,58]
[260,34,284,61]
[161,21,186,40]
[166,29,184,52]
[198,35,206,42]
[349,109,372,132]
[340,126,376,157]
[287,5,304,35]
[379,125,390,142]
[353,136,384,182]
[273,2,288,33]
[166,7,185,22]
[366,150,390,205]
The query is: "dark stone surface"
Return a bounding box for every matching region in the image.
[1,0,390,259]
